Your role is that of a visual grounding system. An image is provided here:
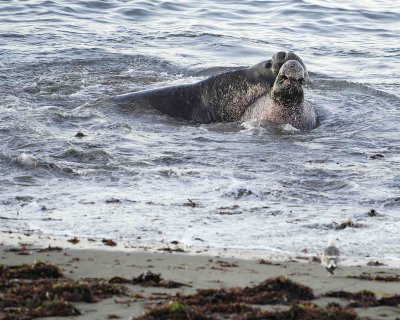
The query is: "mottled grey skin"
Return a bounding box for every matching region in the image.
[271,51,308,82]
[114,52,307,123]
[242,60,316,131]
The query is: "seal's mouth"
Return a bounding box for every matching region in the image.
[272,77,304,106]
[280,82,303,97]
[282,77,303,87]
[272,60,305,106]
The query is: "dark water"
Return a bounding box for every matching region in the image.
[1,0,399,261]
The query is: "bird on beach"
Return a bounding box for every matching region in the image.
[321,237,340,275]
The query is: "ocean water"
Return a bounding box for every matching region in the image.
[1,0,399,261]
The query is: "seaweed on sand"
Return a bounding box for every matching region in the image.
[135,301,359,320]
[31,299,81,317]
[242,275,315,304]
[258,303,359,320]
[181,276,314,306]
[0,262,129,319]
[137,301,254,320]
[109,270,190,288]
[347,272,400,282]
[0,261,63,280]
[102,238,117,246]
[1,299,81,319]
[324,290,376,306]
[0,279,128,312]
[324,290,400,308]
[135,276,317,320]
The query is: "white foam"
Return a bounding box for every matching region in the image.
[17,153,38,168]
[281,123,300,133]
[240,120,268,135]
[1,232,400,268]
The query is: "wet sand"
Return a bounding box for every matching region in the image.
[0,232,399,319]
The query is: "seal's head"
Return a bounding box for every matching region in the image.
[271,51,308,81]
[250,51,308,87]
[271,60,305,107]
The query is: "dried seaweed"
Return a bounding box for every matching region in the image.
[135,277,345,320]
[136,301,255,320]
[109,271,190,289]
[323,290,400,308]
[31,299,81,317]
[137,302,209,320]
[132,270,190,288]
[256,303,359,320]
[159,247,186,253]
[135,301,359,320]
[67,237,80,244]
[5,246,31,255]
[38,246,63,253]
[347,272,400,282]
[0,261,63,280]
[1,299,80,319]
[378,295,400,307]
[258,259,279,265]
[209,259,238,268]
[109,276,131,284]
[180,276,314,307]
[366,260,386,266]
[102,239,117,246]
[324,290,376,306]
[242,276,315,304]
[0,262,129,319]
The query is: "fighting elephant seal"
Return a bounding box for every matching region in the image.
[114,52,307,123]
[242,60,316,131]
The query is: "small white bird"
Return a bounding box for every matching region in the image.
[321,236,340,275]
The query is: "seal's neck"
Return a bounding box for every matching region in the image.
[266,86,311,130]
[271,88,304,114]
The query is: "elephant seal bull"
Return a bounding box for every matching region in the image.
[242,60,316,131]
[114,52,307,123]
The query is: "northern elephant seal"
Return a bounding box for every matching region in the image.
[114,52,307,123]
[242,60,316,131]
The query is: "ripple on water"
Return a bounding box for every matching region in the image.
[0,0,399,261]
[53,148,110,165]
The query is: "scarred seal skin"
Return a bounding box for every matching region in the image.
[114,52,307,123]
[242,60,316,131]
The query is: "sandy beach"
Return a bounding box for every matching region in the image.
[0,232,399,320]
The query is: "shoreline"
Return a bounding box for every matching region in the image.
[1,231,399,268]
[1,231,400,319]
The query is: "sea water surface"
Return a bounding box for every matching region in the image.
[1,0,399,261]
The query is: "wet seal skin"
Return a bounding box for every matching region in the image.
[114,51,307,123]
[242,60,316,131]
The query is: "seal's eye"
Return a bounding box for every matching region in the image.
[265,62,272,68]
[281,75,288,81]
[299,78,304,85]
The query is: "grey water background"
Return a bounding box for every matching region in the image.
[1,0,399,260]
